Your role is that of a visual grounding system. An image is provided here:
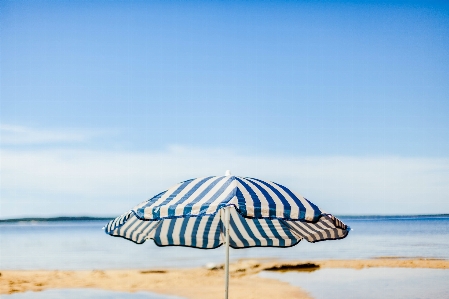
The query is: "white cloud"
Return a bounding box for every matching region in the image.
[0,124,95,144]
[1,146,448,218]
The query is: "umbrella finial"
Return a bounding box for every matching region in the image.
[225,170,231,176]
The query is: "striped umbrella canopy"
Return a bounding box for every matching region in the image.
[105,173,349,247]
[104,171,349,298]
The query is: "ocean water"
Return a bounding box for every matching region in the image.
[0,215,448,270]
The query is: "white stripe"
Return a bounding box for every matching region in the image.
[234,181,255,216]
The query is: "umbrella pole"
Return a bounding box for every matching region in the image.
[224,206,230,299]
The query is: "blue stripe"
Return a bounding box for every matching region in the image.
[303,197,322,221]
[152,219,166,245]
[201,215,216,247]
[253,218,274,246]
[215,216,224,248]
[245,178,277,218]
[235,177,262,217]
[234,212,262,246]
[229,214,250,247]
[166,219,177,245]
[190,217,204,247]
[166,177,215,217]
[235,189,247,215]
[182,177,224,216]
[272,182,308,220]
[250,178,292,219]
[178,216,191,246]
[265,219,286,247]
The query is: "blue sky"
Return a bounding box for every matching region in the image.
[1,0,448,218]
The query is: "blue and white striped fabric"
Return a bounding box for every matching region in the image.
[105,176,349,248]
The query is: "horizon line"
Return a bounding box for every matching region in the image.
[1,214,448,223]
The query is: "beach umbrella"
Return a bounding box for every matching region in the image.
[104,171,349,299]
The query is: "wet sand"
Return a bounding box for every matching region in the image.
[1,258,448,299]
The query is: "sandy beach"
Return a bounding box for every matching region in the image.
[2,258,448,299]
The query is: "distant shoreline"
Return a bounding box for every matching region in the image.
[1,214,448,223]
[0,216,114,223]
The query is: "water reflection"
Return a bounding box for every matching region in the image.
[264,262,320,272]
[260,268,449,299]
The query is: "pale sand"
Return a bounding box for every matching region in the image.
[1,259,448,298]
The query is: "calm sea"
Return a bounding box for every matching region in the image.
[1,215,448,270]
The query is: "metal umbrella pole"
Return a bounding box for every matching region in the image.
[224,206,230,299]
